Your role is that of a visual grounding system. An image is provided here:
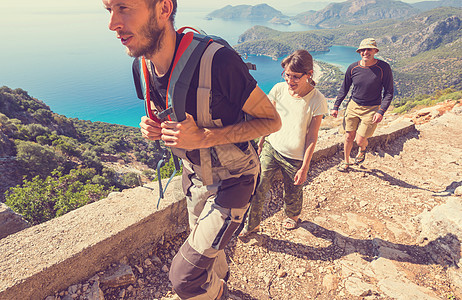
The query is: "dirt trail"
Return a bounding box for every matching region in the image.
[50,103,462,300]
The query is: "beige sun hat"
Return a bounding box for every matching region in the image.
[356,38,379,53]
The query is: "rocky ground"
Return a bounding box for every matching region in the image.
[46,102,462,300]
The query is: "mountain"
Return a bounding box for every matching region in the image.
[296,0,420,28]
[292,10,318,24]
[235,7,462,98]
[207,4,288,21]
[412,0,462,12]
[284,1,334,14]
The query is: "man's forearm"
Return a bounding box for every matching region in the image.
[200,117,280,149]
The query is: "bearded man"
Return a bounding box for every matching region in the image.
[102,0,281,298]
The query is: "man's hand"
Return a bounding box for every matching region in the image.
[294,168,308,185]
[330,109,339,118]
[161,113,207,150]
[372,113,383,124]
[140,116,162,141]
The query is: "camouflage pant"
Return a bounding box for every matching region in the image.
[245,142,304,232]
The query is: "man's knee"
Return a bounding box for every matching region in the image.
[169,245,214,298]
[345,131,356,143]
[355,134,368,147]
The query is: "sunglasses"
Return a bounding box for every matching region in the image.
[359,48,376,53]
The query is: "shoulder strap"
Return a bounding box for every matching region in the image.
[196,42,224,127]
[163,32,212,122]
[197,42,224,186]
[139,57,161,123]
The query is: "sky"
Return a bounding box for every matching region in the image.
[3,0,422,16]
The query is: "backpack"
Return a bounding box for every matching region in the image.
[138,27,256,205]
[140,26,255,123]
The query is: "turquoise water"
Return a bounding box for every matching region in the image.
[0,7,358,127]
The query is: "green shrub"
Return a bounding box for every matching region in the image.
[121,172,141,188]
[5,168,112,225]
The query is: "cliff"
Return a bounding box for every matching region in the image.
[207,4,287,21]
[296,0,420,28]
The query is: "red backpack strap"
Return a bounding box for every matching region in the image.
[158,31,212,122]
[177,26,207,35]
[140,56,161,123]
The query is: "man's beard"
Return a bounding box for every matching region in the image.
[127,16,165,58]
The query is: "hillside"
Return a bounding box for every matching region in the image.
[235,7,462,99]
[295,0,420,28]
[412,0,462,12]
[0,87,177,224]
[207,4,287,21]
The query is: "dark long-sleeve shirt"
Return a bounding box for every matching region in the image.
[333,59,394,115]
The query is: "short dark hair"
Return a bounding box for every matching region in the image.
[146,0,177,22]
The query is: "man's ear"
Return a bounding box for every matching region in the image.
[158,0,173,21]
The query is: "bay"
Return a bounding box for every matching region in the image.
[1,6,358,127]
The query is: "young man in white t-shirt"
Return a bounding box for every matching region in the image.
[241,50,328,234]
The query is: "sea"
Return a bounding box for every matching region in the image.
[1,5,358,128]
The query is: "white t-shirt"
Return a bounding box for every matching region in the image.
[267,82,328,160]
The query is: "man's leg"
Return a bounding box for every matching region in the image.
[342,102,360,167]
[170,175,254,299]
[354,106,379,164]
[355,134,368,152]
[344,131,356,165]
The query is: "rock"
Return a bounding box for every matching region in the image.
[295,267,306,276]
[67,284,79,295]
[344,276,376,297]
[448,267,462,299]
[277,270,287,277]
[415,197,462,259]
[0,202,30,239]
[100,264,136,288]
[135,265,143,274]
[144,258,153,267]
[377,278,440,300]
[87,281,104,300]
[454,185,462,196]
[162,265,169,273]
[322,274,337,292]
[248,238,260,246]
[151,255,162,265]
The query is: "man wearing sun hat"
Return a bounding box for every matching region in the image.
[330,38,394,171]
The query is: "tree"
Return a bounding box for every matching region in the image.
[15,140,61,178]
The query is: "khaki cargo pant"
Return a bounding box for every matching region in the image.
[169,147,259,299]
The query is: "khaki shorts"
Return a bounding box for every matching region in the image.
[343,100,380,138]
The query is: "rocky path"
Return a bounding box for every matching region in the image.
[48,104,462,300]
